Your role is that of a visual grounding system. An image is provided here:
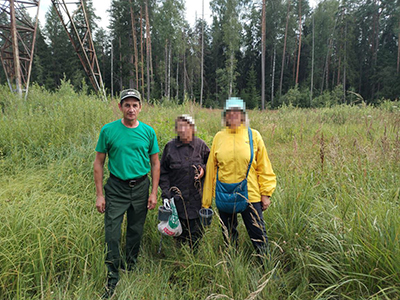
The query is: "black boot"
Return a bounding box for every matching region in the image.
[101,277,118,299]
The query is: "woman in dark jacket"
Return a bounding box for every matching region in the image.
[159,115,210,249]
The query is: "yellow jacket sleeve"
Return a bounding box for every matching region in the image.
[254,130,276,196]
[202,135,218,208]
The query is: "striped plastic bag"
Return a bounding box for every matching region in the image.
[157,198,182,236]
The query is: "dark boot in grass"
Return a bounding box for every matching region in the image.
[101,277,118,299]
[120,262,135,273]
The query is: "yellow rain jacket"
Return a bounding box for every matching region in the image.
[202,124,276,208]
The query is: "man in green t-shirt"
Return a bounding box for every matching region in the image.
[93,88,160,299]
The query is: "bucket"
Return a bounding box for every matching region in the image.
[199,208,214,226]
[158,205,172,221]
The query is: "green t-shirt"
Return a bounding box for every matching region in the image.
[95,119,159,180]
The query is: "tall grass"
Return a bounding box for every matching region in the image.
[0,82,399,299]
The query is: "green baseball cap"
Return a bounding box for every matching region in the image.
[120,89,141,103]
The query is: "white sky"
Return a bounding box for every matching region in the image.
[36,0,213,29]
[36,0,318,30]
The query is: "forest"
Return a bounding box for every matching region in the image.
[1,0,400,108]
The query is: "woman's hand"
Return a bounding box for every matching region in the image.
[194,165,205,180]
[261,195,271,211]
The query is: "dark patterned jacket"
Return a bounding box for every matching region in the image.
[159,137,210,219]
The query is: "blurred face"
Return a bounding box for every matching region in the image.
[225,109,243,129]
[119,98,141,123]
[176,119,194,143]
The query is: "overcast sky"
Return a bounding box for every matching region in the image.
[36,0,212,29]
[35,0,318,30]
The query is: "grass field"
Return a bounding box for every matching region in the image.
[1,82,399,299]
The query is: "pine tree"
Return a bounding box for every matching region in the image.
[44,5,81,90]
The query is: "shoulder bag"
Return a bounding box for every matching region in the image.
[215,128,253,214]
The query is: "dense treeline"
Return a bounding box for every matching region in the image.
[1,0,399,107]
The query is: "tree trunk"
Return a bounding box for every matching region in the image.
[358,57,363,93]
[295,0,302,85]
[371,0,382,100]
[176,53,179,100]
[398,20,400,74]
[398,19,400,74]
[168,44,171,100]
[10,0,22,96]
[191,68,194,100]
[200,0,204,106]
[372,0,377,57]
[343,16,347,103]
[129,46,134,88]
[145,2,150,101]
[321,15,338,94]
[111,42,114,97]
[261,0,266,110]
[337,5,345,87]
[183,35,187,99]
[119,36,123,91]
[271,44,276,107]
[370,0,377,99]
[102,40,105,89]
[129,0,139,89]
[145,1,152,99]
[228,52,234,98]
[293,46,297,83]
[164,39,168,97]
[310,13,314,106]
[140,7,145,98]
[148,11,154,90]
[146,45,150,101]
[279,0,291,98]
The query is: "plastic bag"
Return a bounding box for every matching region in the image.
[157,198,182,236]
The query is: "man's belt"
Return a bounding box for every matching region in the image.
[110,173,148,187]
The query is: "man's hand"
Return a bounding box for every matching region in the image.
[96,195,106,213]
[147,192,157,210]
[148,153,160,210]
[194,165,205,180]
[261,195,271,211]
[93,152,106,213]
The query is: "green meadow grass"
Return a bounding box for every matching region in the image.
[0,82,399,299]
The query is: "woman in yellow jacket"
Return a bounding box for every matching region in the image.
[202,98,276,254]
